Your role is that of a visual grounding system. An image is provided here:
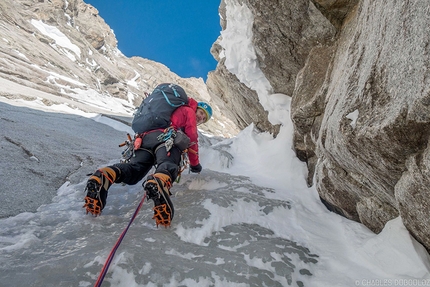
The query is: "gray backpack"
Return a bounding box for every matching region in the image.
[131,83,189,134]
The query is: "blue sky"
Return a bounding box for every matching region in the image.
[84,0,221,81]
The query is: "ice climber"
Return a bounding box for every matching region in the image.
[83,83,213,227]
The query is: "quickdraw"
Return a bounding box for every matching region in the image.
[176,152,189,183]
[119,133,134,163]
[157,127,175,142]
[157,127,176,152]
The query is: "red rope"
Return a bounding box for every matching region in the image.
[94,193,147,287]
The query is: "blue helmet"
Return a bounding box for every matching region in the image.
[197,102,213,123]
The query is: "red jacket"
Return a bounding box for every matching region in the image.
[170,98,200,166]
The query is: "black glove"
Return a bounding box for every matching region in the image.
[190,163,202,173]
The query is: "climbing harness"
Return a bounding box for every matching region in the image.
[93,192,147,287]
[119,125,192,163]
[119,133,153,163]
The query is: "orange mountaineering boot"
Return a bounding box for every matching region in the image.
[144,173,174,227]
[83,166,119,216]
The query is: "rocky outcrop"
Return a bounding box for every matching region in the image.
[207,60,279,134]
[312,0,430,248]
[291,44,336,187]
[208,0,336,133]
[209,0,430,252]
[311,0,359,30]
[247,0,336,97]
[207,0,280,134]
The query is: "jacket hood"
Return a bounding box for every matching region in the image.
[188,97,198,111]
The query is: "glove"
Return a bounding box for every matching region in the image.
[190,163,202,173]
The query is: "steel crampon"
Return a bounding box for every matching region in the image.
[152,204,172,228]
[83,196,102,216]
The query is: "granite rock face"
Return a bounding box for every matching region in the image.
[207,59,279,134]
[209,0,430,251]
[313,0,430,249]
[207,0,336,134]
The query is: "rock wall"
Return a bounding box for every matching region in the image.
[313,0,430,249]
[207,0,336,134]
[209,0,430,251]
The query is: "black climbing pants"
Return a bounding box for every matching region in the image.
[112,130,182,185]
